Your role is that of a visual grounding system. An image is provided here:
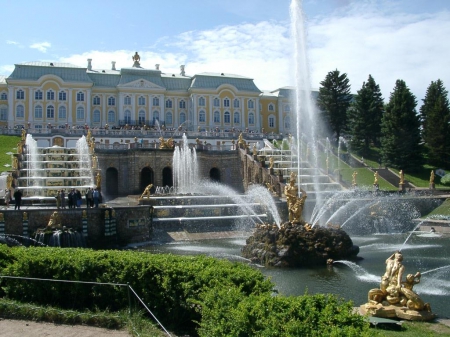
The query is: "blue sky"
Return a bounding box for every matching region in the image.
[1,0,449,103]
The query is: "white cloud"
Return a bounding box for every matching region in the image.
[6,40,19,45]
[0,64,14,75]
[30,42,51,53]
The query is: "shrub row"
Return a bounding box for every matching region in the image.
[0,246,370,336]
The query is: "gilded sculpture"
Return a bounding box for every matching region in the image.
[430,170,435,184]
[140,184,153,199]
[284,172,307,223]
[373,171,378,185]
[159,137,174,149]
[399,170,404,185]
[269,157,274,169]
[47,211,63,229]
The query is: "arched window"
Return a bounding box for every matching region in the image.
[153,111,159,123]
[248,112,255,125]
[233,98,240,108]
[16,104,24,118]
[224,111,230,124]
[138,96,146,105]
[58,106,67,119]
[247,100,254,109]
[214,111,220,123]
[269,115,275,128]
[198,97,206,106]
[93,109,100,123]
[0,107,7,120]
[76,106,85,120]
[179,100,186,109]
[268,103,274,111]
[0,92,7,100]
[234,112,240,124]
[166,112,173,125]
[165,99,172,108]
[284,116,290,129]
[76,92,84,102]
[213,97,220,107]
[124,109,131,124]
[108,110,115,123]
[93,96,101,105]
[34,105,43,119]
[47,90,55,100]
[124,96,131,105]
[46,105,55,118]
[199,110,206,123]
[152,97,159,106]
[16,89,24,100]
[179,112,186,124]
[224,98,230,107]
[35,90,43,100]
[108,96,116,106]
[139,110,146,124]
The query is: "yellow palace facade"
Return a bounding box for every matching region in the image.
[0,55,295,134]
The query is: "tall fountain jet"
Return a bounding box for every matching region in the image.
[173,134,200,194]
[290,0,322,208]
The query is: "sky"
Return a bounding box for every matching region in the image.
[1,0,449,104]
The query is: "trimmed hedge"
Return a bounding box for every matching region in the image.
[0,246,370,336]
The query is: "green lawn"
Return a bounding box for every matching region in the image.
[0,135,21,173]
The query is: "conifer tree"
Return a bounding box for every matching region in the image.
[420,80,450,167]
[317,69,353,143]
[348,75,384,155]
[380,80,423,170]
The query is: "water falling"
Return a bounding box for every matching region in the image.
[25,134,44,189]
[173,134,200,194]
[76,136,94,186]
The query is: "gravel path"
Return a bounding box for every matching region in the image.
[0,318,131,336]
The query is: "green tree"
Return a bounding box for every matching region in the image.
[420,79,450,167]
[317,69,353,143]
[348,75,384,155]
[380,80,423,170]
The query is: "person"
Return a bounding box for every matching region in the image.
[68,189,74,208]
[60,189,66,209]
[86,188,93,208]
[55,190,61,209]
[13,188,22,210]
[93,188,100,208]
[76,189,82,208]
[4,189,11,208]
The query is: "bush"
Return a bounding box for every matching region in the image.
[440,173,450,185]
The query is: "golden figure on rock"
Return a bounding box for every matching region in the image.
[159,137,174,149]
[47,211,63,229]
[140,184,153,199]
[361,251,434,321]
[284,172,307,223]
[373,171,378,185]
[269,157,274,169]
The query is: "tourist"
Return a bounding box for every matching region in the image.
[13,188,22,210]
[93,188,100,208]
[55,190,61,209]
[4,189,11,208]
[68,189,74,208]
[76,189,82,208]
[60,190,66,208]
[86,187,93,208]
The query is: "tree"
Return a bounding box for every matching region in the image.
[348,75,384,155]
[380,80,423,170]
[420,80,450,167]
[317,69,353,143]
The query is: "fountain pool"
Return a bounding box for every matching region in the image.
[141,232,450,318]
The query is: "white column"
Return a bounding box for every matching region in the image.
[68,90,73,124]
[131,94,135,124]
[256,97,261,131]
[160,94,164,126]
[278,99,283,134]
[209,96,213,130]
[7,87,14,128]
[86,90,91,124]
[28,89,33,124]
[118,93,124,122]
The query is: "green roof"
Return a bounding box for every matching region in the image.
[8,62,92,83]
[191,73,261,93]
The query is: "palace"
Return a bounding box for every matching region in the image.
[0,53,299,134]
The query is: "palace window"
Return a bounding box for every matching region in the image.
[16,105,24,118]
[179,100,186,109]
[214,111,220,123]
[124,96,131,105]
[284,104,291,112]
[247,100,254,109]
[224,98,230,107]
[34,105,43,119]
[248,112,255,125]
[93,109,100,123]
[76,92,84,102]
[198,97,206,107]
[179,112,186,124]
[268,103,274,111]
[284,116,291,129]
[76,106,85,120]
[165,99,172,109]
[47,90,55,100]
[93,96,101,105]
[0,92,7,100]
[108,110,115,123]
[199,110,206,123]
[35,90,43,100]
[124,110,131,124]
[152,97,159,106]
[166,112,173,125]
[0,107,7,120]
[138,96,146,105]
[108,96,115,106]
[58,106,67,119]
[233,98,240,108]
[152,111,159,123]
[46,105,55,118]
[58,91,66,101]
[224,111,230,124]
[213,97,220,107]
[234,112,240,124]
[139,110,146,124]
[269,115,275,128]
[16,89,24,100]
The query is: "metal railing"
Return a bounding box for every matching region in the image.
[0,275,171,336]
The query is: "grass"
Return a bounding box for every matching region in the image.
[372,320,450,337]
[0,135,21,173]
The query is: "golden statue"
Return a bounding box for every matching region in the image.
[17,142,23,154]
[96,172,102,188]
[21,129,26,141]
[266,182,275,194]
[47,211,63,229]
[373,171,378,185]
[284,172,307,223]
[159,136,174,149]
[352,171,358,186]
[269,157,274,169]
[399,170,404,185]
[12,157,18,170]
[430,170,435,184]
[6,174,13,189]
[23,212,28,221]
[140,184,153,199]
[238,133,245,146]
[132,51,141,67]
[0,213,3,222]
[252,144,257,156]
